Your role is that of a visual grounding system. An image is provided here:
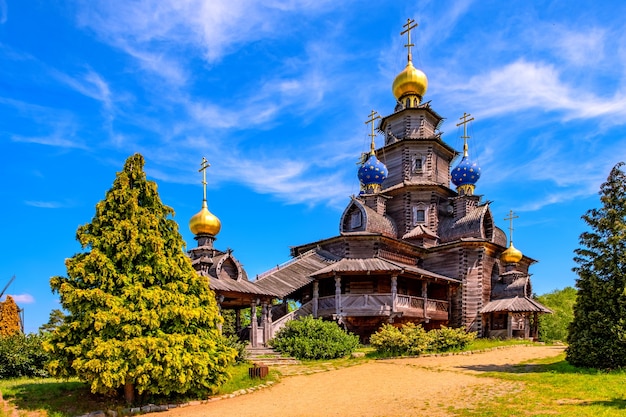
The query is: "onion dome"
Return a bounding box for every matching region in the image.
[451,144,481,196]
[501,242,523,264]
[189,200,221,236]
[358,152,388,194]
[392,60,428,102]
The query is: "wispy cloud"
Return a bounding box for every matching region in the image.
[0,0,6,25]
[12,133,87,150]
[24,200,72,209]
[6,294,35,304]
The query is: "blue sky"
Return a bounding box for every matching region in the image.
[2,1,625,333]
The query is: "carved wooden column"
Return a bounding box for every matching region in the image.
[235,309,241,333]
[422,281,428,319]
[265,301,273,343]
[335,275,342,316]
[250,300,258,347]
[312,280,319,318]
[391,275,398,313]
[507,312,513,338]
[260,301,268,346]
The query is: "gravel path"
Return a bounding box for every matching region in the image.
[151,345,565,417]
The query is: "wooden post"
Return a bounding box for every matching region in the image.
[391,275,397,313]
[335,275,342,316]
[312,280,319,318]
[422,281,428,319]
[260,301,268,346]
[266,301,273,342]
[235,309,241,333]
[250,300,258,347]
[507,312,513,339]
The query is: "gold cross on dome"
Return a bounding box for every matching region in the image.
[198,157,210,201]
[401,18,418,61]
[364,110,381,153]
[504,210,519,245]
[456,112,475,156]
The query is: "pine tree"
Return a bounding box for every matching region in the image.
[0,295,22,336]
[567,162,626,369]
[46,154,236,403]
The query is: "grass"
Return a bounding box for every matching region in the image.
[448,352,626,417]
[3,341,625,417]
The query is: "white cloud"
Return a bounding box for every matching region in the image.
[6,294,35,304]
[24,201,68,209]
[12,133,87,150]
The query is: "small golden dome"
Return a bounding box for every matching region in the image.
[501,242,523,264]
[392,60,428,100]
[189,200,221,236]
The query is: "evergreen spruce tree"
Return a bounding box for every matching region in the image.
[567,162,626,369]
[0,296,22,336]
[46,154,236,403]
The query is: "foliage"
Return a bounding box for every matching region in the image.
[537,287,577,342]
[38,309,66,335]
[225,335,248,364]
[427,326,476,352]
[45,154,235,403]
[567,162,626,369]
[0,333,49,378]
[370,323,476,356]
[0,295,21,336]
[269,316,360,360]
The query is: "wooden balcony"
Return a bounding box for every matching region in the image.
[316,294,449,321]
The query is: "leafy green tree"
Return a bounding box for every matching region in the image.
[46,154,235,404]
[0,333,49,378]
[567,162,626,369]
[0,295,22,336]
[537,287,577,343]
[39,309,66,335]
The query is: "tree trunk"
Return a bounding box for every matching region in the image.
[124,382,135,405]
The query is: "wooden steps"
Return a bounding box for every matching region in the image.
[245,346,300,366]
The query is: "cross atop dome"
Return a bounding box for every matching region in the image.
[364,109,381,154]
[189,157,221,238]
[401,18,418,63]
[456,112,475,157]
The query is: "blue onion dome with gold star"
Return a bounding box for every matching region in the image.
[358,151,388,193]
[451,143,481,196]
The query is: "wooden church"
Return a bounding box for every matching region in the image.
[186,19,550,345]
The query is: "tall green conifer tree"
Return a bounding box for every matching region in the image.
[0,296,22,336]
[567,162,626,369]
[46,154,235,403]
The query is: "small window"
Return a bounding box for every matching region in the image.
[412,206,426,225]
[405,98,411,108]
[411,155,423,173]
[350,211,362,229]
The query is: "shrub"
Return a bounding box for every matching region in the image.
[0,334,50,378]
[427,326,476,352]
[369,324,408,356]
[269,316,360,360]
[370,323,475,356]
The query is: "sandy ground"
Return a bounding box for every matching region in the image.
[154,345,565,417]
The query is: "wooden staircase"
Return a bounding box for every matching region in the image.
[246,346,300,366]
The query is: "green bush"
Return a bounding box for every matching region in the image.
[269,316,360,360]
[427,326,476,352]
[0,334,50,378]
[225,335,248,364]
[369,324,408,356]
[370,323,475,356]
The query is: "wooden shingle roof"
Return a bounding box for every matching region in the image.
[481,296,552,313]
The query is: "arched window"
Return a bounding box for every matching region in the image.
[412,204,427,225]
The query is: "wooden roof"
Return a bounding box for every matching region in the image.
[310,257,459,283]
[255,249,339,298]
[481,296,552,313]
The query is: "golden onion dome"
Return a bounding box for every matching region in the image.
[392,60,428,100]
[189,200,221,236]
[501,242,523,264]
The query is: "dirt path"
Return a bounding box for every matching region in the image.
[153,345,564,417]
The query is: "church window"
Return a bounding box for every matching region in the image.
[412,206,426,225]
[411,155,423,173]
[350,211,362,229]
[405,98,411,108]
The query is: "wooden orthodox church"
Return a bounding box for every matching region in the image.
[186,20,550,345]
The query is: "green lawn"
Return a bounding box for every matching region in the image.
[449,352,626,417]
